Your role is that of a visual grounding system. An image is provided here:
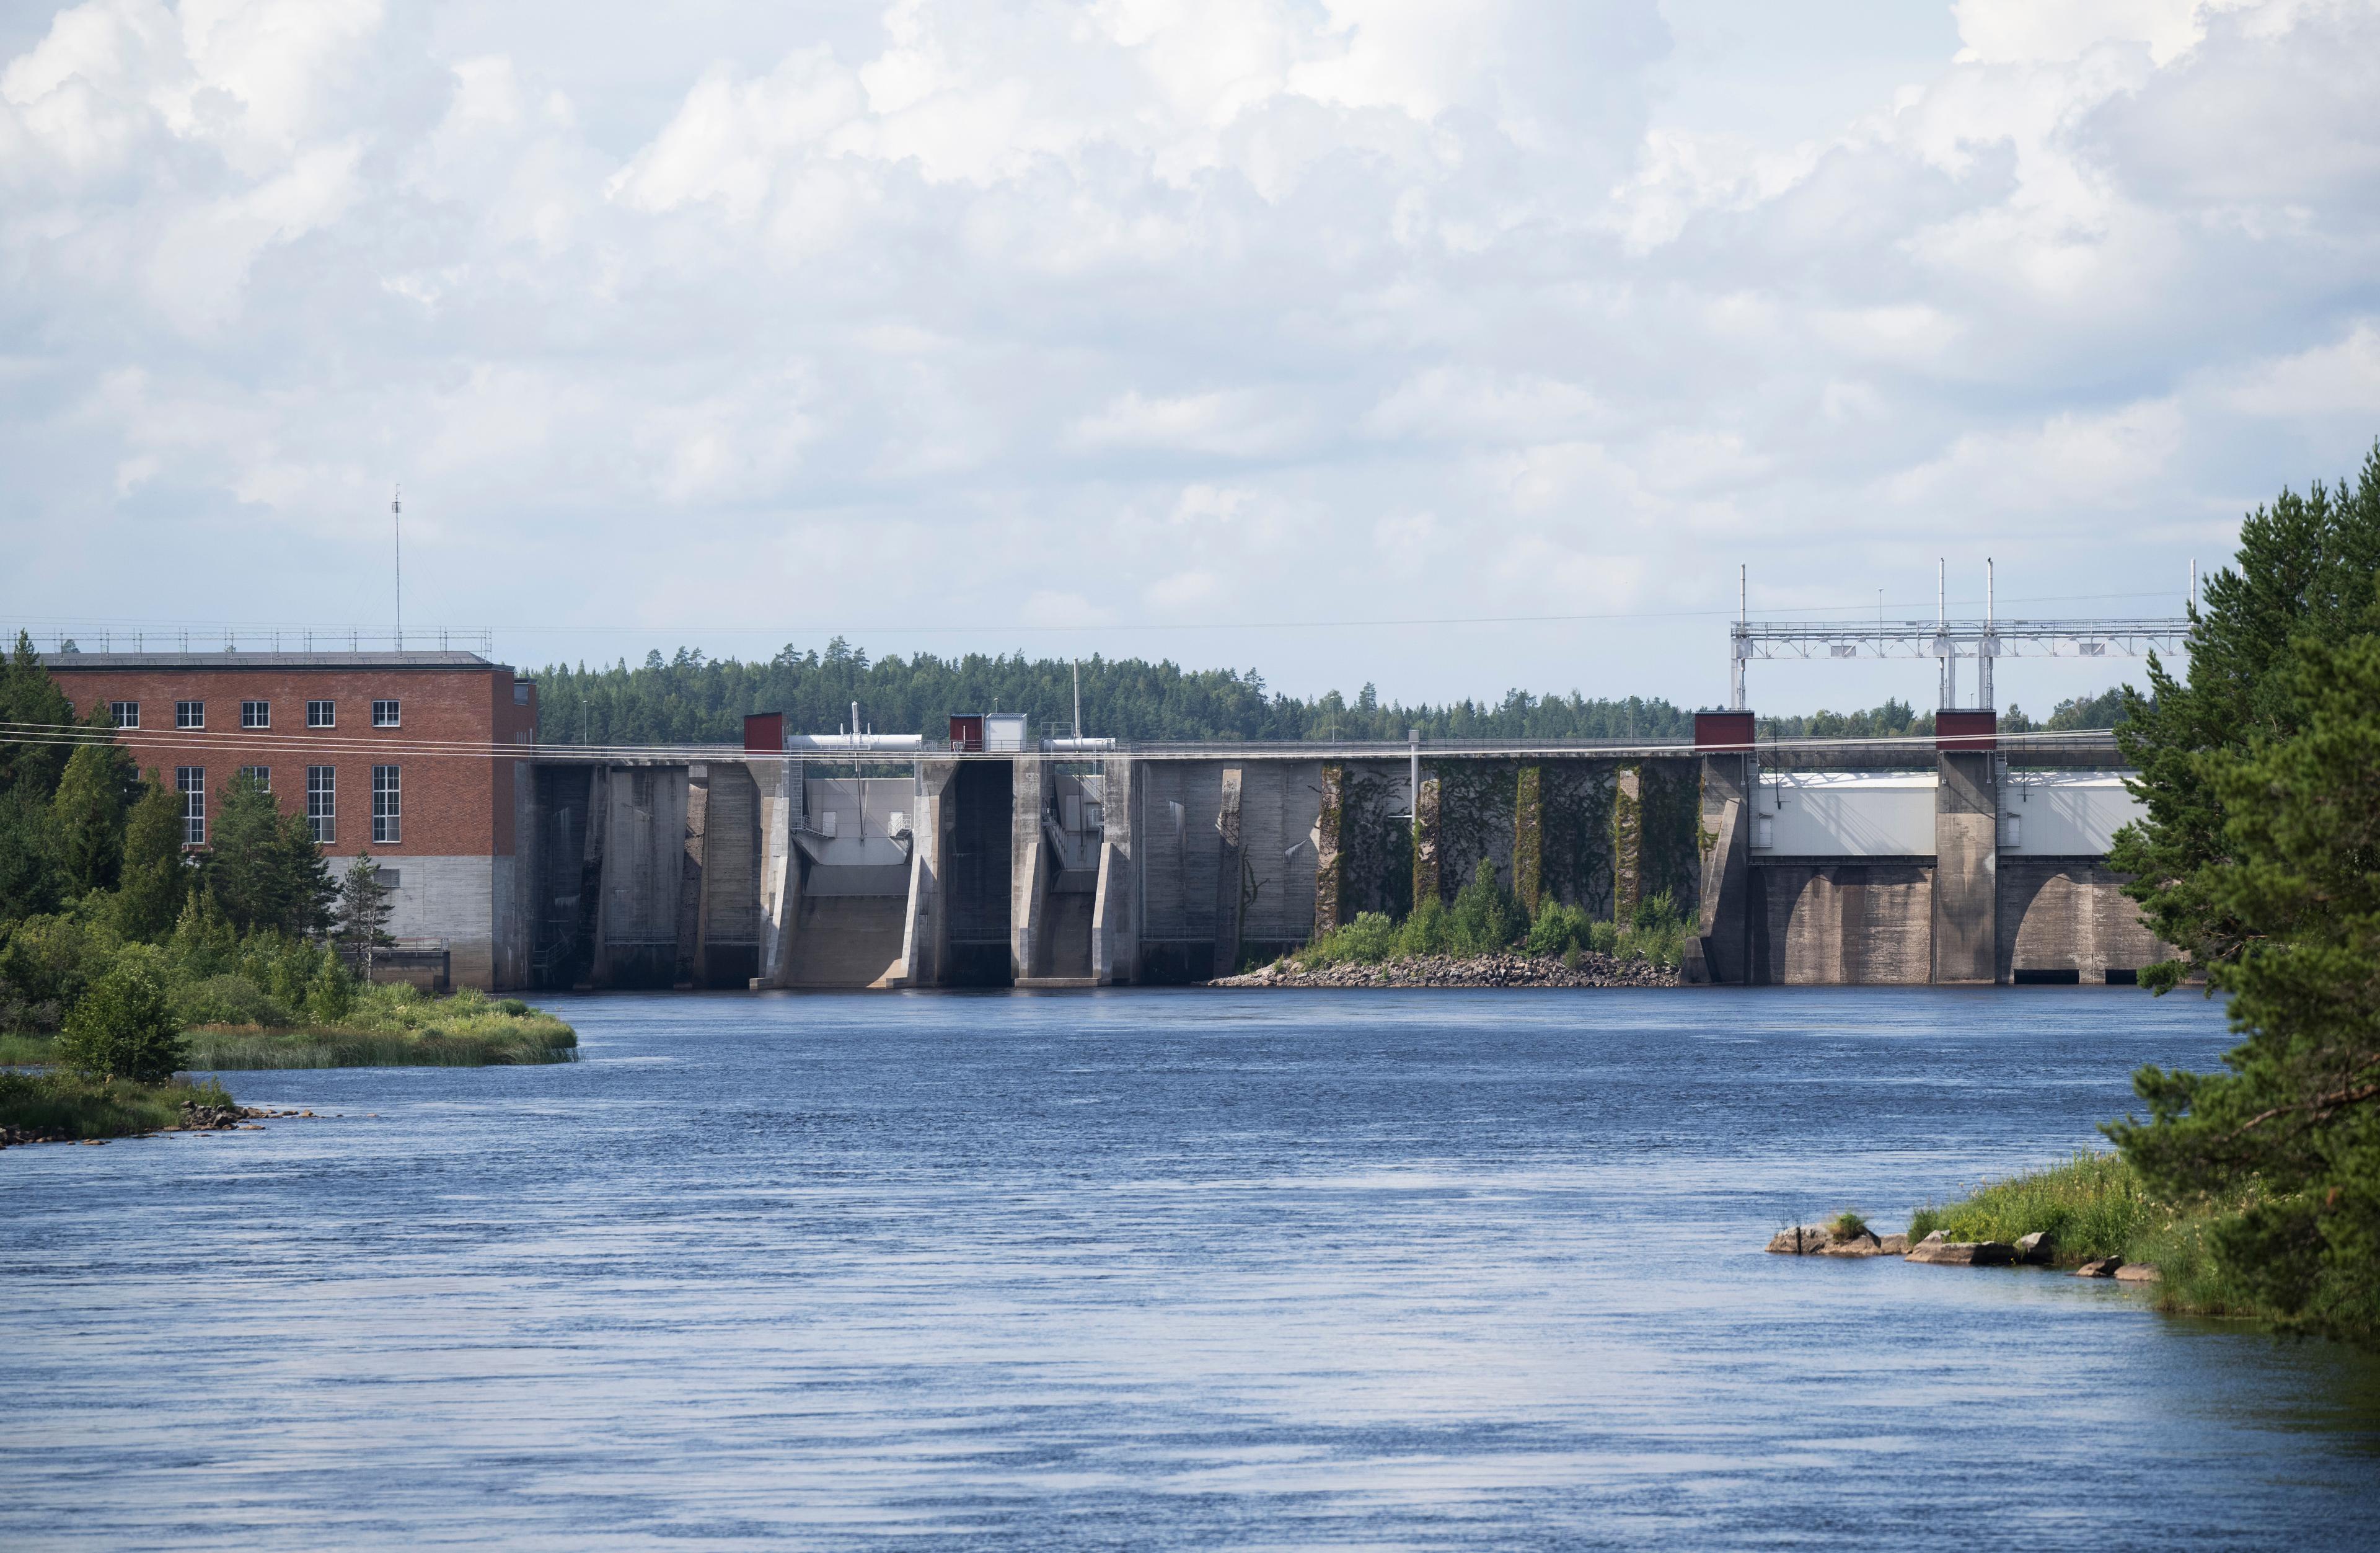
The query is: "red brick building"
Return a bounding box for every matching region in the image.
[42,651,538,989]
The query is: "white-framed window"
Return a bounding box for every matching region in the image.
[307,700,335,728]
[237,765,270,792]
[241,699,270,729]
[371,764,400,844]
[306,766,335,844]
[177,767,206,845]
[374,868,401,890]
[175,701,205,730]
[110,701,138,729]
[372,699,401,728]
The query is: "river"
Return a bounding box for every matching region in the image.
[4,986,2375,1548]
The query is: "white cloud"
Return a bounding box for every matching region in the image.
[1,0,2374,710]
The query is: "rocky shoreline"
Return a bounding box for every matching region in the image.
[1,1102,322,1149]
[1210,952,1680,989]
[1767,1223,2159,1281]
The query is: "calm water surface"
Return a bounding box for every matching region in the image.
[4,987,2376,1549]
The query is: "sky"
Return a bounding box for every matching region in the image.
[2,0,2377,718]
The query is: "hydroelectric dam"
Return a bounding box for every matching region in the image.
[516,707,2164,991]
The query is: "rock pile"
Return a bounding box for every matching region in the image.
[1212,952,1680,989]
[1766,1224,1911,1257]
[1774,1227,2164,1282]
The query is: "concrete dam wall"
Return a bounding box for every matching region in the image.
[511,733,2167,992]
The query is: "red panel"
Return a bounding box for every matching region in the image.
[1693,710,1756,751]
[1935,709,1997,751]
[948,714,984,752]
[743,712,783,753]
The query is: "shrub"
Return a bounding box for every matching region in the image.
[54,961,187,1084]
[174,973,295,1030]
[1828,1210,1871,1241]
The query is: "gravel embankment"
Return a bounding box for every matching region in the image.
[1210,953,1680,989]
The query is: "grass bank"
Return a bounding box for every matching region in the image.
[0,1069,240,1143]
[2,985,576,1072]
[1907,1151,2274,1324]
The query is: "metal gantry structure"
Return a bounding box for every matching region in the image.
[1727,561,2194,712]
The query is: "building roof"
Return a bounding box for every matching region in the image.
[40,651,519,673]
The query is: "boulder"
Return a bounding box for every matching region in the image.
[2113,1263,2160,1283]
[2073,1258,2125,1278]
[1876,1233,1910,1255]
[1766,1225,1835,1255]
[2016,1231,2058,1265]
[1818,1232,1888,1257]
[1907,1237,2018,1266]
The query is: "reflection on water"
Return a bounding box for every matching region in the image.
[3,986,2375,1549]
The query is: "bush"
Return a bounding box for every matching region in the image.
[174,973,295,1030]
[53,961,188,1084]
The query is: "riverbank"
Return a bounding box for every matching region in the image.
[1893,1152,2274,1325]
[1,986,576,1071]
[1213,951,1680,988]
[0,1069,252,1145]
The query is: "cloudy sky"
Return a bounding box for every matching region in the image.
[2,0,2376,715]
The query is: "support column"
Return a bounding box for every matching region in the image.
[1313,762,1347,938]
[1611,763,1643,923]
[753,758,801,988]
[1932,713,1999,983]
[896,759,955,988]
[1512,763,1545,918]
[579,765,609,991]
[1212,765,1244,976]
[1010,756,1047,981]
[1091,756,1138,984]
[674,763,711,989]
[1411,766,1442,908]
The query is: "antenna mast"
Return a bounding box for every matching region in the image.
[392,483,403,650]
[1072,660,1083,741]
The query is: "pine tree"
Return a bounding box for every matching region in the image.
[203,772,333,937]
[0,629,76,800]
[112,771,190,942]
[335,852,394,978]
[51,735,131,896]
[2105,439,2380,1348]
[2111,443,2380,988]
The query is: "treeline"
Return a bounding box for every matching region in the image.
[531,641,1698,745]
[1756,689,2133,742]
[531,640,2135,747]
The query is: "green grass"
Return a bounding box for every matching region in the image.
[4,986,577,1072]
[1907,1150,2156,1262]
[0,1069,239,1141]
[1905,1151,2283,1322]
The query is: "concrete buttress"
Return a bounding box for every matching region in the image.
[1931,751,1998,983]
[1011,757,1049,980]
[1686,751,1752,984]
[674,764,711,988]
[1091,756,1137,984]
[1212,766,1245,975]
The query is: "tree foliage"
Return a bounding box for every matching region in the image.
[2107,441,2380,1347]
[55,959,188,1084]
[205,772,333,937]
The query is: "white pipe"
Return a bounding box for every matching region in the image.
[1040,737,1115,751]
[783,733,924,751]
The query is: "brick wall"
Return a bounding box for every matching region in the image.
[43,654,536,865]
